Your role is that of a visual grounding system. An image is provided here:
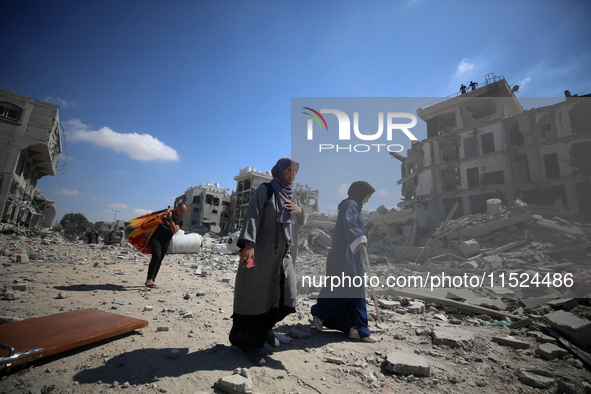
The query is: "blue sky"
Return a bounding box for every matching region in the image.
[2,0,590,224]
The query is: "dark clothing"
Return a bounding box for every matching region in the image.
[311,199,371,339]
[146,215,183,282]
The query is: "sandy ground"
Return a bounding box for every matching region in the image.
[1,231,590,394]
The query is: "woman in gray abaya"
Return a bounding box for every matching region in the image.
[230,158,304,365]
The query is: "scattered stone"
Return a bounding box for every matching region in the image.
[12,283,28,291]
[325,356,345,365]
[157,326,169,332]
[214,371,253,394]
[378,299,401,309]
[383,352,430,377]
[518,369,555,389]
[144,306,154,311]
[16,254,29,263]
[510,318,532,329]
[432,327,474,349]
[536,343,569,360]
[407,301,425,314]
[433,313,448,322]
[492,336,530,349]
[546,298,578,310]
[545,310,591,348]
[57,291,69,299]
[287,323,311,338]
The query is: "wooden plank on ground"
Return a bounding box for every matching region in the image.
[0,308,148,368]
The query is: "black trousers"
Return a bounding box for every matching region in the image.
[146,237,170,281]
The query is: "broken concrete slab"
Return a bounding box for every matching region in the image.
[378,299,401,309]
[432,327,474,349]
[518,369,555,389]
[444,210,532,240]
[384,352,430,377]
[546,298,578,310]
[458,239,480,257]
[536,343,569,360]
[492,335,530,349]
[544,310,591,348]
[214,372,253,394]
[530,215,584,237]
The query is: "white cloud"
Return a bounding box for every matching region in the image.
[108,203,128,209]
[43,96,75,108]
[133,208,152,216]
[337,183,350,198]
[56,188,81,196]
[456,58,474,75]
[518,77,531,91]
[64,119,180,162]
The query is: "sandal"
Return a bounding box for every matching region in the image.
[145,279,157,288]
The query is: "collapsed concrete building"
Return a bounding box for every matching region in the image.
[294,183,319,216]
[0,89,61,229]
[392,73,591,220]
[175,183,231,234]
[230,166,272,230]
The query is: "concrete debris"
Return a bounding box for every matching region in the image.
[492,335,530,349]
[544,310,591,348]
[536,343,569,360]
[383,352,430,377]
[431,327,474,349]
[518,369,555,389]
[214,369,253,394]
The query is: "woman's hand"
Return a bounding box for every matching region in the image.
[239,244,255,263]
[285,201,302,216]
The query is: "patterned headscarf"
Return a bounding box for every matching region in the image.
[270,157,299,245]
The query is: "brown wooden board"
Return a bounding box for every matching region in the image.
[0,308,148,368]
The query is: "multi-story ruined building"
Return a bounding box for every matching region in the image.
[0,89,61,228]
[393,73,591,220]
[175,183,230,234]
[294,183,319,215]
[231,166,272,230]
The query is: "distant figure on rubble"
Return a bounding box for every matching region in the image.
[144,203,187,287]
[229,158,305,366]
[469,81,478,91]
[311,181,378,344]
[460,84,467,94]
[94,230,99,244]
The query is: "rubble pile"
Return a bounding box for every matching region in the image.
[0,224,590,393]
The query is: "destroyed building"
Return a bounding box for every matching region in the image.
[393,73,591,220]
[230,166,272,230]
[294,183,319,215]
[175,183,230,234]
[0,89,61,229]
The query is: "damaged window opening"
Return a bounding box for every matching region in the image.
[0,102,23,122]
[464,99,496,120]
[441,168,460,190]
[481,132,495,154]
[543,153,561,179]
[463,137,478,158]
[467,167,480,188]
[514,154,531,183]
[206,194,214,204]
[440,139,459,161]
[509,121,524,147]
[481,170,504,186]
[192,195,201,204]
[571,142,591,176]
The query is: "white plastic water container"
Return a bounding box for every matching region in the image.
[486,198,502,214]
[169,230,202,254]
